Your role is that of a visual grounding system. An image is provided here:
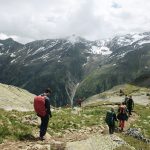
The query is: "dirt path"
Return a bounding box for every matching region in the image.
[124,112,139,131]
[0,112,139,150]
[65,113,138,150]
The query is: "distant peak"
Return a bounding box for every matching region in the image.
[5,38,14,41]
[66,34,86,44]
[66,34,80,44]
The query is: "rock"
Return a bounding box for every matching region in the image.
[65,130,71,134]
[66,134,124,150]
[54,132,63,138]
[22,114,39,126]
[125,128,150,143]
[86,127,92,131]
[45,133,51,140]
[27,144,50,150]
[10,114,17,118]
[99,125,105,129]
[50,141,66,150]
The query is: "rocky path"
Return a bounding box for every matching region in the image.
[0,113,138,150]
[65,113,138,150]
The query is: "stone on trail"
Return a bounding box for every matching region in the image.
[66,134,126,150]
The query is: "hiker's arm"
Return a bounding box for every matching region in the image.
[45,98,52,117]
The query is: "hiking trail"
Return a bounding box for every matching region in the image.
[0,109,139,150]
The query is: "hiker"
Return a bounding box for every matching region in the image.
[117,102,128,131]
[124,95,129,105]
[127,95,134,116]
[34,88,52,140]
[105,107,118,134]
[76,98,82,107]
[119,89,124,96]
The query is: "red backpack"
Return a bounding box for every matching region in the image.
[34,95,47,117]
[119,105,127,114]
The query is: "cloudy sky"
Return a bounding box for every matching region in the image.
[0,0,150,43]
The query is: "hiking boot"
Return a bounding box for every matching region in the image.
[39,136,45,141]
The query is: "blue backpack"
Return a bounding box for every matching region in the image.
[105,111,114,125]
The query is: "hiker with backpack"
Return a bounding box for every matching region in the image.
[105,107,118,134]
[117,102,128,132]
[34,88,52,140]
[127,95,134,116]
[124,95,129,106]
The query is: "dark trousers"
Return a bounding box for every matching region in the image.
[128,107,132,115]
[108,124,115,134]
[40,114,49,137]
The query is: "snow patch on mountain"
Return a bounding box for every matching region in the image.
[0,43,3,46]
[138,40,150,45]
[11,59,17,64]
[41,54,49,61]
[132,33,147,42]
[117,49,135,59]
[91,46,112,55]
[113,33,148,47]
[10,53,16,58]
[32,47,45,55]
[117,36,132,46]
[47,40,59,49]
[82,56,90,67]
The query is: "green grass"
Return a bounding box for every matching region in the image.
[121,84,150,95]
[0,102,150,150]
[116,134,150,150]
[0,109,35,143]
[48,106,108,133]
[116,104,150,150]
[0,105,109,143]
[131,104,150,138]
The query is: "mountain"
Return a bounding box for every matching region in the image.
[75,32,150,99]
[0,32,150,106]
[0,35,107,106]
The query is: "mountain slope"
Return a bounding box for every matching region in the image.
[0,36,107,106]
[76,44,150,97]
[0,83,35,111]
[0,32,150,106]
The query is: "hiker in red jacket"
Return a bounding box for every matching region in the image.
[117,102,128,132]
[34,88,52,140]
[76,98,82,107]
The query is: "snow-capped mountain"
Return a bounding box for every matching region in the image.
[0,32,150,106]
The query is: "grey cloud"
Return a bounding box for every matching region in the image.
[0,0,150,43]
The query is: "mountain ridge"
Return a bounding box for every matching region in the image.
[0,31,150,106]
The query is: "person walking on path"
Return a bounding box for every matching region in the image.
[76,98,83,107]
[34,88,52,140]
[117,102,128,132]
[124,95,129,106]
[127,95,134,116]
[105,107,118,134]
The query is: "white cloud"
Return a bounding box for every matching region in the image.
[0,33,19,41]
[0,0,150,43]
